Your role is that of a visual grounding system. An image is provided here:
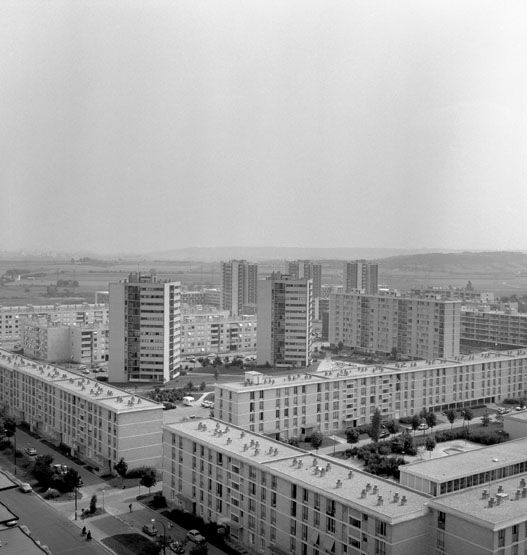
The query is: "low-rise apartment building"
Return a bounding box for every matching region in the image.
[20,318,109,365]
[329,292,461,359]
[215,350,527,440]
[0,302,109,344]
[0,349,163,471]
[181,312,257,356]
[162,419,430,555]
[461,307,527,349]
[428,473,527,555]
[400,438,527,497]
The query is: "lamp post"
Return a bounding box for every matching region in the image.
[74,485,78,521]
[152,518,169,555]
[102,489,105,510]
[13,429,16,475]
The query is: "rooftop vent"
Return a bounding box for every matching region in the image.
[372,485,378,495]
[400,495,407,506]
[377,495,383,506]
[348,471,353,479]
[393,492,400,503]
[365,483,372,492]
[335,480,342,489]
[482,489,489,500]
[488,498,495,508]
[227,438,232,445]
[360,489,367,499]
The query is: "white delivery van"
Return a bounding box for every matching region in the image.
[183,396,195,406]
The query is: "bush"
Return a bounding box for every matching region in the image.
[398,416,414,424]
[151,492,167,509]
[503,398,520,405]
[126,466,157,479]
[433,427,508,445]
[0,439,12,451]
[44,488,60,499]
[345,429,360,444]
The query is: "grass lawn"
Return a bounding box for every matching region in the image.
[102,533,159,555]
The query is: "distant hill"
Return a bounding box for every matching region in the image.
[379,251,527,276]
[146,246,459,262]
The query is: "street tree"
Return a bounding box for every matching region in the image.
[114,458,128,486]
[140,469,157,493]
[310,431,324,452]
[445,409,456,430]
[425,411,437,432]
[411,414,421,436]
[63,468,82,493]
[481,411,490,427]
[425,436,436,458]
[370,408,382,443]
[33,454,54,488]
[463,408,474,429]
[89,494,97,514]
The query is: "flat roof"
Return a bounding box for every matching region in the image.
[165,419,428,522]
[0,526,48,553]
[0,501,17,524]
[400,438,527,483]
[429,473,527,529]
[0,350,160,413]
[0,473,16,491]
[218,349,527,392]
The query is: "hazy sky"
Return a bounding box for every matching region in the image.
[1,0,526,254]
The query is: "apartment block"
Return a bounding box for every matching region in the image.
[400,438,527,497]
[181,312,257,356]
[109,273,181,383]
[20,318,108,365]
[162,419,430,555]
[215,350,527,439]
[0,303,109,344]
[221,261,258,316]
[428,474,527,555]
[257,274,313,368]
[288,261,322,300]
[461,308,527,349]
[329,292,461,359]
[0,349,163,471]
[344,261,378,294]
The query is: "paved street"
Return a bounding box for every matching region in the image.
[0,485,107,554]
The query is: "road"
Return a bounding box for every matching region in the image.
[0,486,107,554]
[14,428,105,487]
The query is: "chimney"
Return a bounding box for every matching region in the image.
[400,496,407,506]
[377,496,383,506]
[348,471,353,479]
[320,469,326,478]
[372,485,378,495]
[522,487,527,498]
[292,458,297,467]
[335,480,342,489]
[326,463,331,472]
[516,490,521,501]
[521,478,526,488]
[361,489,367,498]
[488,498,495,508]
[498,485,504,493]
[393,492,400,503]
[366,483,372,491]
[312,458,318,467]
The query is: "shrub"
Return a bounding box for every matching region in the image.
[503,399,520,405]
[0,439,12,451]
[151,492,167,509]
[44,488,60,499]
[126,466,157,479]
[345,429,360,444]
[398,416,414,425]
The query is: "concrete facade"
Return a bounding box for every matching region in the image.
[215,350,527,439]
[257,275,313,368]
[109,273,181,383]
[181,312,257,356]
[162,419,430,555]
[0,349,163,471]
[329,292,461,359]
[461,308,527,349]
[344,261,379,294]
[221,260,258,316]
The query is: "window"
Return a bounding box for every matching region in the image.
[437,511,446,530]
[498,529,505,548]
[349,516,361,529]
[326,516,335,534]
[375,520,386,537]
[375,539,386,555]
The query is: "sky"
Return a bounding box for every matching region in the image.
[1,0,526,254]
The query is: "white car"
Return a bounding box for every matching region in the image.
[24,447,37,456]
[19,483,33,493]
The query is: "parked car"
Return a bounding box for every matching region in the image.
[5,519,18,527]
[169,540,185,554]
[53,464,68,475]
[201,400,213,408]
[186,529,206,544]
[24,446,37,456]
[142,523,158,537]
[379,429,390,439]
[417,423,429,431]
[19,482,33,493]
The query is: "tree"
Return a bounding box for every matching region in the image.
[214,368,219,381]
[140,469,157,493]
[337,341,344,353]
[411,414,420,436]
[187,381,194,391]
[463,408,474,429]
[370,408,382,443]
[89,494,97,514]
[425,436,436,458]
[310,431,324,453]
[63,468,82,493]
[200,381,206,391]
[346,428,360,444]
[445,409,456,430]
[114,458,128,485]
[481,411,490,427]
[33,454,54,488]
[425,411,437,432]
[3,418,15,438]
